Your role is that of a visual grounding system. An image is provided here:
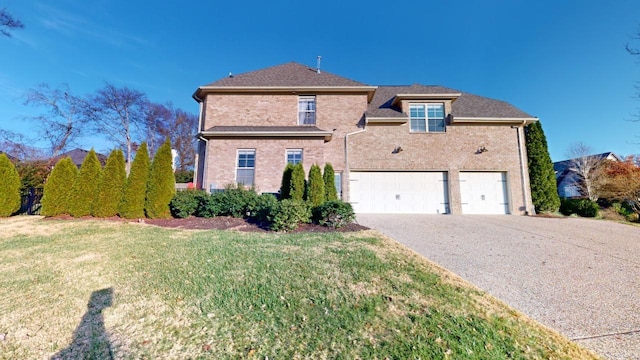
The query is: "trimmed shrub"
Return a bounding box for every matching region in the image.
[290,163,305,201]
[212,184,259,218]
[314,200,355,228]
[145,139,176,219]
[323,163,338,201]
[193,192,218,218]
[119,142,150,219]
[41,157,78,216]
[174,169,194,183]
[169,190,206,218]
[268,199,311,232]
[560,198,600,217]
[248,193,278,223]
[307,164,325,207]
[93,149,126,217]
[68,149,103,217]
[0,154,21,217]
[279,163,294,199]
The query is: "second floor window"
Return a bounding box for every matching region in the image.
[410,103,445,133]
[298,95,316,125]
[286,149,303,165]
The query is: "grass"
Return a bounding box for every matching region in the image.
[0,216,599,359]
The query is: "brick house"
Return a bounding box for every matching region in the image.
[193,62,537,214]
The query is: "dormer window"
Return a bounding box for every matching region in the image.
[298,95,316,125]
[410,103,445,133]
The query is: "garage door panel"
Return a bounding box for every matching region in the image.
[350,172,449,214]
[459,172,509,214]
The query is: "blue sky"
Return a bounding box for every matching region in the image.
[1,0,640,161]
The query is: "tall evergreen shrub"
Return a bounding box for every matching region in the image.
[41,157,78,216]
[145,139,176,218]
[307,164,325,207]
[93,149,126,217]
[0,154,21,217]
[525,121,560,213]
[290,163,306,201]
[323,163,338,201]
[119,142,150,219]
[68,149,103,217]
[279,163,294,199]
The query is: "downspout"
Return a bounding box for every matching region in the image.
[192,91,207,190]
[515,120,533,215]
[344,120,367,203]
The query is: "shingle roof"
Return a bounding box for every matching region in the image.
[366,85,535,119]
[52,148,107,167]
[553,152,621,172]
[205,62,370,87]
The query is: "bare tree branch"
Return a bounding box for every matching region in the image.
[0,129,46,161]
[0,8,24,38]
[564,142,608,201]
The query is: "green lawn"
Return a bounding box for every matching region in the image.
[0,216,598,359]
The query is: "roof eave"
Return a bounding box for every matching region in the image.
[195,86,378,102]
[199,130,333,141]
[451,116,539,125]
[391,93,462,107]
[365,116,409,124]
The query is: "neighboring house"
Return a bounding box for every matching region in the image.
[553,152,622,199]
[51,148,108,168]
[193,62,538,214]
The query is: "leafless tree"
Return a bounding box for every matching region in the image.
[84,83,148,173]
[565,142,607,201]
[23,84,86,157]
[0,7,23,38]
[144,102,173,156]
[0,129,46,161]
[171,109,197,172]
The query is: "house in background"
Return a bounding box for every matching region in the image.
[193,62,538,214]
[553,152,622,198]
[51,148,108,168]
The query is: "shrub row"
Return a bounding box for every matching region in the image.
[559,198,600,218]
[169,186,355,231]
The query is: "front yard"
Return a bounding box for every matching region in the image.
[0,216,597,359]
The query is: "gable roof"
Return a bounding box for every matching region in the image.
[51,148,107,168]
[553,152,622,173]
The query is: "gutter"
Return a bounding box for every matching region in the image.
[192,92,207,190]
[514,119,535,215]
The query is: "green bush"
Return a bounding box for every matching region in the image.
[94,149,126,218]
[307,164,325,207]
[169,190,206,218]
[268,199,311,232]
[314,200,355,228]
[290,163,305,201]
[609,201,637,222]
[279,163,294,200]
[119,142,150,219]
[41,157,78,217]
[211,184,259,218]
[193,192,218,218]
[174,170,194,183]
[145,139,176,219]
[560,198,599,217]
[0,154,21,217]
[323,163,338,201]
[525,121,560,213]
[68,149,103,217]
[248,193,278,223]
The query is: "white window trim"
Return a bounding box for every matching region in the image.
[236,149,256,186]
[409,103,446,133]
[286,149,303,165]
[298,95,316,125]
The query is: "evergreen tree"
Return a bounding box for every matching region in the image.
[93,149,126,217]
[41,157,78,216]
[323,163,338,201]
[145,139,176,218]
[279,163,294,199]
[290,163,306,201]
[307,164,325,207]
[0,154,21,217]
[68,149,103,217]
[119,142,150,219]
[525,121,560,213]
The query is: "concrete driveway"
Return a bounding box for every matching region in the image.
[357,214,640,360]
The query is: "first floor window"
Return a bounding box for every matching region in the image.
[410,103,445,133]
[236,149,255,186]
[286,149,303,165]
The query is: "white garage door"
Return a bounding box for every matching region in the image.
[459,172,509,214]
[349,172,449,214]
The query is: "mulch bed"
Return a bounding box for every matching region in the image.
[44,215,369,233]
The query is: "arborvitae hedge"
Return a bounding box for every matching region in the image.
[119,142,150,219]
[279,163,294,199]
[525,121,560,213]
[93,149,126,217]
[68,149,103,217]
[145,139,175,219]
[323,163,338,201]
[0,154,21,217]
[307,164,325,207]
[41,157,78,216]
[290,163,306,201]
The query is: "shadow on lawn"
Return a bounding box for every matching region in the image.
[51,288,114,360]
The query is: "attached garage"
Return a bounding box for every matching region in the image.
[459,172,509,214]
[349,172,449,214]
